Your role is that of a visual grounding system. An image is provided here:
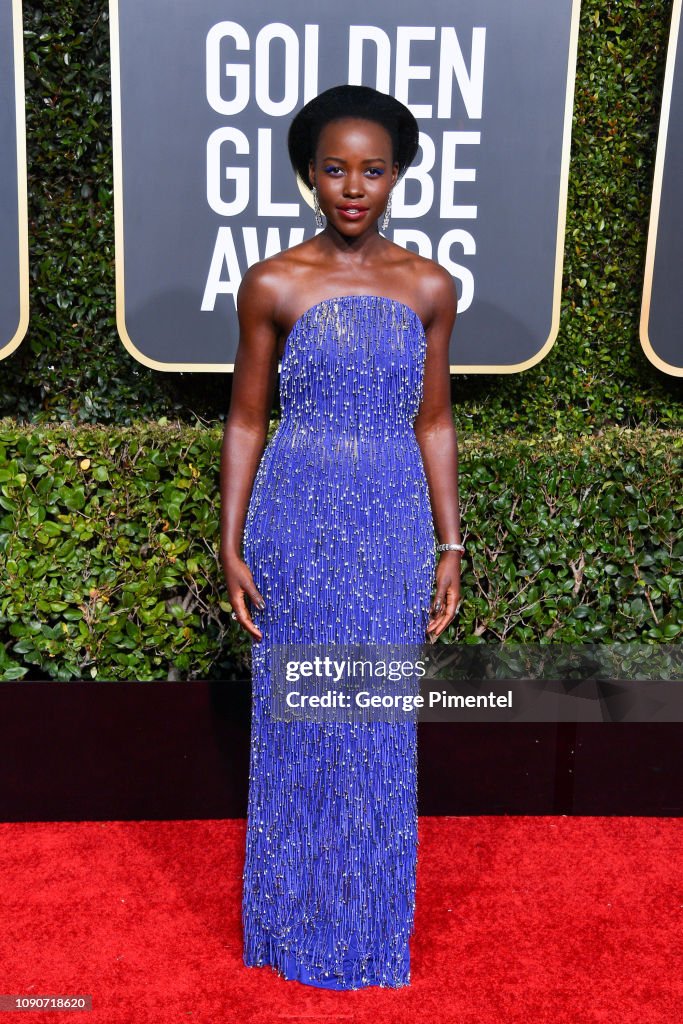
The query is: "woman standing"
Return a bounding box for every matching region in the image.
[221,85,462,990]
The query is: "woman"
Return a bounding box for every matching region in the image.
[220,84,462,990]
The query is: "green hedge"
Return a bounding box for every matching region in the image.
[0,1,680,432]
[0,425,680,681]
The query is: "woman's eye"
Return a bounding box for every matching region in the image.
[366,168,384,177]
[324,166,342,175]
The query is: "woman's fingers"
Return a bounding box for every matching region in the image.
[228,563,266,642]
[231,591,263,641]
[426,585,460,641]
[427,554,462,643]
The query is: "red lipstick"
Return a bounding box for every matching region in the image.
[337,205,369,220]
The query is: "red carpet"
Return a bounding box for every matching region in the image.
[0,817,681,1023]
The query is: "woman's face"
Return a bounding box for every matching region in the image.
[309,117,398,236]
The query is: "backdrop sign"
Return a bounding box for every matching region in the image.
[640,0,683,377]
[0,0,28,361]
[110,0,580,372]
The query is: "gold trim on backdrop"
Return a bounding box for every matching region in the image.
[639,0,683,377]
[110,1,582,375]
[457,0,582,374]
[1,0,30,361]
[109,1,218,371]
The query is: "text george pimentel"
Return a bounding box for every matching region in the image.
[285,690,513,710]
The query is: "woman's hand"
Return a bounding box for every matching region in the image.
[224,554,265,643]
[426,552,462,643]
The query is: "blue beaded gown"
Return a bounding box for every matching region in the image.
[241,294,435,990]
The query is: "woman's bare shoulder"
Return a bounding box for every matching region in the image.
[420,256,457,315]
[237,239,321,319]
[385,244,457,326]
[396,245,454,292]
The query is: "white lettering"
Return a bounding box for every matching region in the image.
[206,127,250,217]
[392,132,435,219]
[254,23,299,116]
[437,229,475,313]
[243,225,305,268]
[395,27,435,118]
[303,24,319,103]
[347,26,391,93]
[202,226,307,310]
[438,27,486,119]
[206,22,250,116]
[201,226,242,309]
[392,229,432,259]
[440,131,480,218]
[257,128,299,217]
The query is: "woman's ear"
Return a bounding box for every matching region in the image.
[391,162,399,187]
[308,158,316,189]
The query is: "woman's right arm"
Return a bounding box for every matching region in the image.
[219,263,280,641]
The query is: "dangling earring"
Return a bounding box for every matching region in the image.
[311,186,324,229]
[381,190,393,231]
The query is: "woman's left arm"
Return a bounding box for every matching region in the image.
[413,266,460,643]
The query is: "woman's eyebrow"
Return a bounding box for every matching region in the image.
[321,156,387,164]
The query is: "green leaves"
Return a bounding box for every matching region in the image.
[0,425,680,679]
[0,425,251,680]
[449,428,683,644]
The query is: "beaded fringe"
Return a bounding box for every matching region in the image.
[242,296,435,990]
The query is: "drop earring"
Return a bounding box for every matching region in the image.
[381,190,393,231]
[311,186,324,229]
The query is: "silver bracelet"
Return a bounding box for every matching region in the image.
[436,542,465,553]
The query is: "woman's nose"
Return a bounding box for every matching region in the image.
[343,172,365,196]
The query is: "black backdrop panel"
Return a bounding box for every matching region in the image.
[1,683,681,821]
[111,1,580,372]
[641,0,683,376]
[0,0,28,359]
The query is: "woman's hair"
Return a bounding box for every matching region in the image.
[288,84,420,190]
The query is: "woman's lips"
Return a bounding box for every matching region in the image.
[337,206,369,220]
